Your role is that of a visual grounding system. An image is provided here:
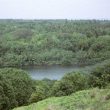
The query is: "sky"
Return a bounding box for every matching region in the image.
[0,0,110,19]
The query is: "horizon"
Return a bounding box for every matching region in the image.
[0,18,110,20]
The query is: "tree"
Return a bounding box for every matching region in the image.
[51,72,89,96]
[0,74,17,110]
[0,68,35,106]
[89,60,110,88]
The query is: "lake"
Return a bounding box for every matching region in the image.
[23,65,90,80]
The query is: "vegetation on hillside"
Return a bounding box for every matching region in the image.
[0,60,109,110]
[0,68,34,110]
[0,20,110,67]
[0,20,110,110]
[28,60,110,105]
[13,88,110,110]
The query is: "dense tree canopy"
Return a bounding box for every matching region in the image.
[0,68,34,110]
[0,19,110,110]
[51,72,89,96]
[89,60,110,88]
[0,20,110,67]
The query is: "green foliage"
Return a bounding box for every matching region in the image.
[12,28,33,39]
[51,72,89,96]
[13,88,110,110]
[89,60,110,88]
[0,68,35,109]
[29,79,56,103]
[0,19,110,109]
[0,74,17,110]
[0,20,110,67]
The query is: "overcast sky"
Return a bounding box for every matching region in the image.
[0,0,110,19]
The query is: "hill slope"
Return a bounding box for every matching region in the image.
[13,88,110,110]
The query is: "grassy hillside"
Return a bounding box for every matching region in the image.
[13,88,110,110]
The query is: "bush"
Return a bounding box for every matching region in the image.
[0,74,17,110]
[29,79,56,103]
[51,72,89,96]
[89,60,110,88]
[0,68,35,108]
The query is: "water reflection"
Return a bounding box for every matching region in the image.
[23,65,81,80]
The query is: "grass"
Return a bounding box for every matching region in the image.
[13,88,110,110]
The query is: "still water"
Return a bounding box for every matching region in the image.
[23,65,87,80]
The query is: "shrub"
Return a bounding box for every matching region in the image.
[0,74,17,110]
[29,79,56,103]
[0,68,35,107]
[51,72,89,96]
[89,60,110,88]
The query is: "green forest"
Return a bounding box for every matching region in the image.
[0,20,110,67]
[0,20,110,110]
